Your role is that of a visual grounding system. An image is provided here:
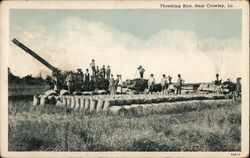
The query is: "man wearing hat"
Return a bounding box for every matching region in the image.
[168,75,172,84]
[138,65,145,79]
[66,71,74,95]
[161,74,168,94]
[109,74,116,95]
[75,69,83,86]
[84,69,90,91]
[148,74,155,94]
[176,74,184,95]
[106,65,111,80]
[101,65,106,79]
[89,59,96,77]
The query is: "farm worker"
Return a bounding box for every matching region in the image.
[138,65,145,79]
[215,73,222,85]
[52,75,59,92]
[76,69,84,85]
[168,75,173,84]
[148,74,155,94]
[84,69,90,91]
[161,74,168,94]
[117,75,123,93]
[96,66,100,75]
[236,77,241,98]
[101,65,106,79]
[106,65,111,80]
[66,72,74,95]
[176,74,184,95]
[89,59,96,77]
[115,74,120,90]
[109,74,116,95]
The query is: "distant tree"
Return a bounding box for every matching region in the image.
[8,67,21,84]
[23,75,35,84]
[45,75,53,84]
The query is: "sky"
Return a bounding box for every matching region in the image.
[9,9,242,83]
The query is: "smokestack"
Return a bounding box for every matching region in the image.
[216,74,219,81]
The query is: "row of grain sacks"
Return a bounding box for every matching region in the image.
[33,95,111,112]
[33,93,226,113]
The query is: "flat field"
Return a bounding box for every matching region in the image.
[8,84,46,97]
[8,98,241,151]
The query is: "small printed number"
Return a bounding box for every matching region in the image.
[231,153,240,156]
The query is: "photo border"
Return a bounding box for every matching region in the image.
[1,0,249,157]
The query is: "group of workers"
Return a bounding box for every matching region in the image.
[64,59,123,94]
[137,65,185,95]
[60,62,242,97]
[89,59,111,80]
[148,73,184,95]
[108,74,123,95]
[63,62,186,95]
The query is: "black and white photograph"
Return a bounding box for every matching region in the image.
[0,0,249,157]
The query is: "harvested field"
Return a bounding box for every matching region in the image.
[9,84,46,97]
[8,98,241,151]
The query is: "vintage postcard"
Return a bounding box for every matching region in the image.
[0,0,249,157]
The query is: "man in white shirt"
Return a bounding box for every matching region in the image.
[161,74,168,94]
[117,75,123,93]
[89,59,96,77]
[66,72,73,95]
[148,74,155,94]
[176,74,184,95]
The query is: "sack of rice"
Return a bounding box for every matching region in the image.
[90,99,98,112]
[44,90,58,97]
[103,99,116,110]
[48,96,57,105]
[130,104,143,108]
[138,98,145,104]
[84,98,90,110]
[126,98,134,105]
[96,99,105,112]
[55,97,62,106]
[40,96,48,105]
[33,95,40,106]
[61,97,67,107]
[152,98,159,103]
[66,97,71,108]
[79,97,85,110]
[75,97,80,110]
[60,89,69,96]
[145,98,152,104]
[115,99,124,106]
[73,91,82,96]
[132,98,139,104]
[82,91,92,96]
[97,90,107,95]
[123,105,132,110]
[108,106,127,115]
[70,97,76,109]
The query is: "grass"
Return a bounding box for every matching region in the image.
[8,84,47,97]
[8,98,241,151]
